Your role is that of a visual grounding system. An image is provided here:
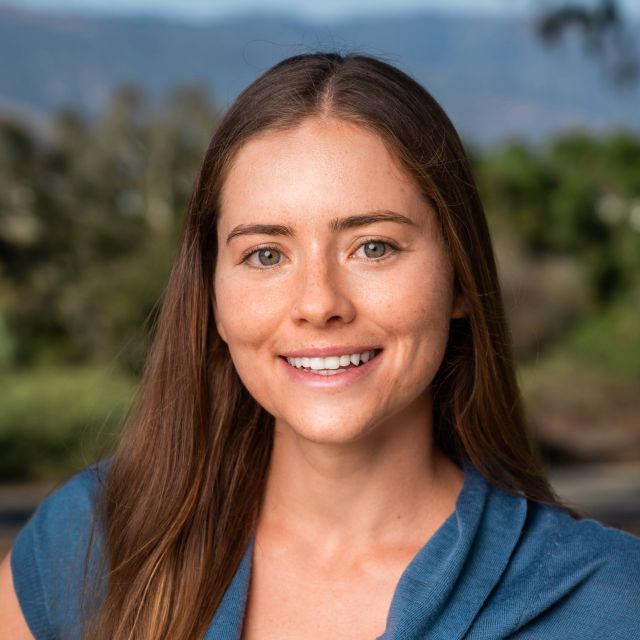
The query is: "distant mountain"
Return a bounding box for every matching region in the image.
[1,5,639,144]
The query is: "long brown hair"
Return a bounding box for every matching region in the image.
[84,51,567,639]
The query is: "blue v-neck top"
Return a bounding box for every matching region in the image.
[11,459,640,639]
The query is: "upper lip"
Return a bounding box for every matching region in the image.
[280,345,383,358]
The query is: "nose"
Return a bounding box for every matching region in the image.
[290,255,356,327]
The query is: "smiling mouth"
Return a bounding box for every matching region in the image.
[280,348,383,375]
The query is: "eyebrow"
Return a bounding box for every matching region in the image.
[225,210,418,245]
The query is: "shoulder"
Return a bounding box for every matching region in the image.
[559,505,639,587]
[10,459,110,640]
[20,459,107,531]
[12,459,109,570]
[528,501,640,579]
[462,471,640,639]
[513,501,640,637]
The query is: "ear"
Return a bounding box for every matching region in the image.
[451,291,469,319]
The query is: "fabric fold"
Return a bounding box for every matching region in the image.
[380,463,528,639]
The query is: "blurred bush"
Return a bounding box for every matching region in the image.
[0,366,134,480]
[475,133,640,300]
[0,85,214,375]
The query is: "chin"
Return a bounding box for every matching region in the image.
[276,417,374,445]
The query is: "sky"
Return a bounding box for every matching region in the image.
[5,0,638,22]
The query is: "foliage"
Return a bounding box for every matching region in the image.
[474,131,640,304]
[565,287,640,378]
[0,366,135,480]
[0,85,214,374]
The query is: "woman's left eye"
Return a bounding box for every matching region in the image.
[356,239,399,260]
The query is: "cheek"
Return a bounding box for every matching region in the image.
[214,278,292,417]
[373,260,454,388]
[386,292,453,373]
[366,254,454,334]
[214,274,282,354]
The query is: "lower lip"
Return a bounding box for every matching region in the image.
[278,350,384,389]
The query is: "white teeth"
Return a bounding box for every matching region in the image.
[285,350,378,371]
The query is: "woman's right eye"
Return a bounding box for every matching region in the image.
[241,246,282,268]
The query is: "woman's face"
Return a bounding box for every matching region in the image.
[214,116,466,445]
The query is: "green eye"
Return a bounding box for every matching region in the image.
[255,248,281,266]
[362,240,388,259]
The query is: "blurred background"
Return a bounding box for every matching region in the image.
[1,0,639,553]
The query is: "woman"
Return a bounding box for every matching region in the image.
[1,52,638,639]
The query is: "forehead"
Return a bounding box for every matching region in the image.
[218,117,429,227]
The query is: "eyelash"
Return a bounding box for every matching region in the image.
[239,237,401,270]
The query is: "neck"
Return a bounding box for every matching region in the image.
[258,393,464,561]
